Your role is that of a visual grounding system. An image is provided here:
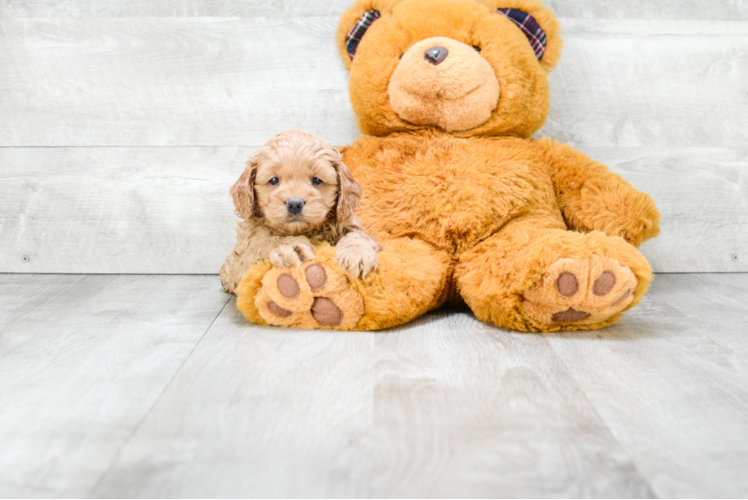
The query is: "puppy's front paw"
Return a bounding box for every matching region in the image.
[335,246,378,279]
[293,243,315,263]
[269,243,315,267]
[270,244,303,267]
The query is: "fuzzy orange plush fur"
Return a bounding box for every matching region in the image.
[234,0,661,332]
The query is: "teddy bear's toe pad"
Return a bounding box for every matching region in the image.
[523,255,637,326]
[551,308,590,322]
[311,297,343,326]
[254,261,364,330]
[277,273,300,299]
[305,264,328,290]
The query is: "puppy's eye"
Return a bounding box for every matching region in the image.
[268,177,279,186]
[311,177,323,186]
[472,46,481,53]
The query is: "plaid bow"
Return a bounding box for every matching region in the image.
[497,8,547,60]
[346,9,381,61]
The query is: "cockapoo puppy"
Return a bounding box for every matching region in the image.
[220,130,380,294]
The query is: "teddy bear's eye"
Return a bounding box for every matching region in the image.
[269,177,279,186]
[472,45,481,53]
[311,177,323,186]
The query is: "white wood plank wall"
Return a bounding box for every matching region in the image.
[1,0,747,18]
[1,2,746,273]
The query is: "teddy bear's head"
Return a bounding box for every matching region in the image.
[336,0,562,138]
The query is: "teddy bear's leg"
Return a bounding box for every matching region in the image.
[235,237,451,331]
[455,221,653,332]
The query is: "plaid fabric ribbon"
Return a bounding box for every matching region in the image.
[346,9,381,61]
[497,8,546,60]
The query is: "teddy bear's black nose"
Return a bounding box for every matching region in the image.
[286,198,305,215]
[424,46,449,65]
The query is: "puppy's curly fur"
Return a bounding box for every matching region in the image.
[220,130,380,294]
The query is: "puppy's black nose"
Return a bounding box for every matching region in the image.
[424,46,449,65]
[285,198,305,215]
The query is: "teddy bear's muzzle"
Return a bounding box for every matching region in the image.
[388,36,500,132]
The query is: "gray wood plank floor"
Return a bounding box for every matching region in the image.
[2,273,747,498]
[0,274,229,497]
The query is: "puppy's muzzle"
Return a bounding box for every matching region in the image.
[285,198,305,215]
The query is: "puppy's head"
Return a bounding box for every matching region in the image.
[230,130,362,235]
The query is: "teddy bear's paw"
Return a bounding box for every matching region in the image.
[254,261,365,330]
[523,254,637,326]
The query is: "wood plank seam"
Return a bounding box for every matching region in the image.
[542,333,659,497]
[87,296,231,496]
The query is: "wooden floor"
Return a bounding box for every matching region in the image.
[1,273,747,498]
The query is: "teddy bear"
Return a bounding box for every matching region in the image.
[233,0,661,332]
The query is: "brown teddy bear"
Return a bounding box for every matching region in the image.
[234,0,661,332]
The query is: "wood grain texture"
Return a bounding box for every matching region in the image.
[1,274,747,497]
[93,299,652,498]
[544,273,748,498]
[1,0,746,19]
[0,274,228,497]
[0,0,356,17]
[1,146,745,274]
[93,299,375,498]
[370,311,652,497]
[584,147,748,273]
[542,19,748,148]
[1,18,746,148]
[0,147,239,274]
[0,17,355,148]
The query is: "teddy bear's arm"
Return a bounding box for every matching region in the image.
[535,138,661,247]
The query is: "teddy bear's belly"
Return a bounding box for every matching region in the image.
[351,136,562,255]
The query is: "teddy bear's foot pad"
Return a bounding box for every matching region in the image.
[255,262,364,329]
[523,255,637,326]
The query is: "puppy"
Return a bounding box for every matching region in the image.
[220,130,380,294]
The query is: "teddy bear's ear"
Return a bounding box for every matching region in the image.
[337,0,399,70]
[343,9,381,62]
[478,0,562,71]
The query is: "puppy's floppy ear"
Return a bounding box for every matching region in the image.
[230,155,259,220]
[334,155,362,222]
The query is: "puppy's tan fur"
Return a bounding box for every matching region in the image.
[220,130,380,294]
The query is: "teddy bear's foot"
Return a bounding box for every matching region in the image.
[523,254,638,326]
[253,260,365,330]
[236,239,452,331]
